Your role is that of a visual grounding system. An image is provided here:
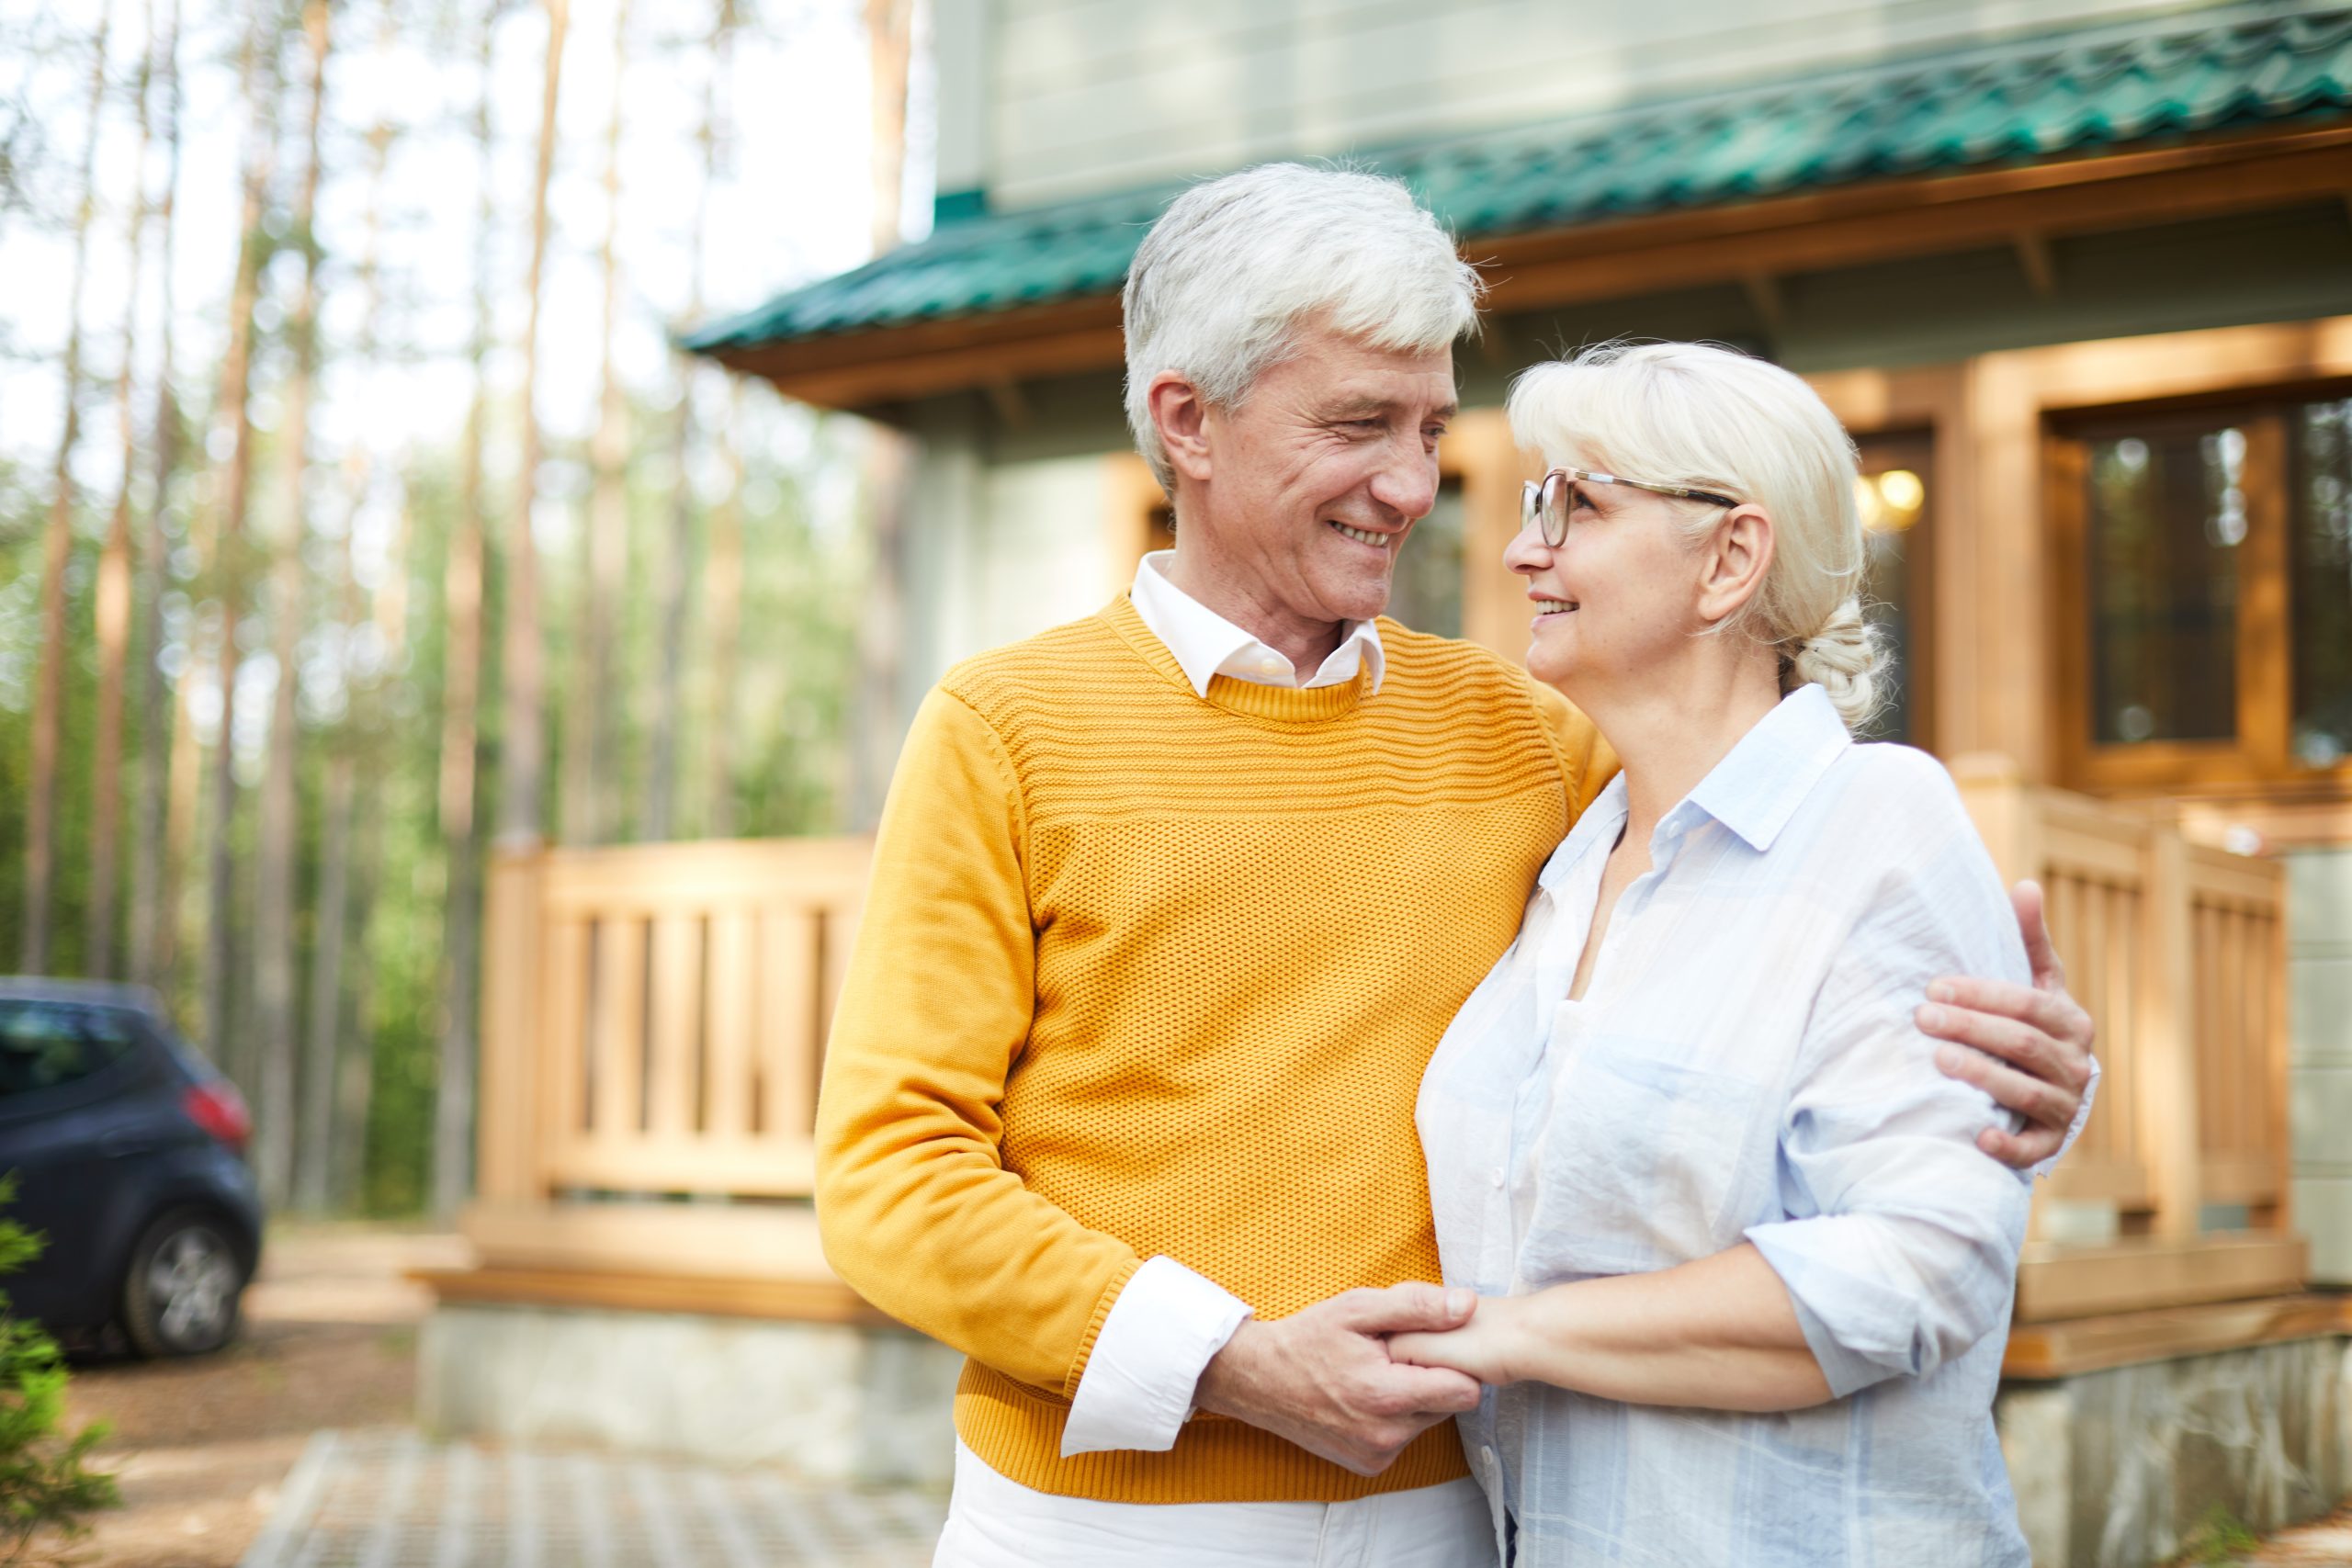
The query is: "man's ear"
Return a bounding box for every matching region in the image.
[1696,503,1775,626]
[1148,371,1215,484]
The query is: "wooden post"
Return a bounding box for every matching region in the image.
[1452,408,1534,660]
[474,845,550,1206]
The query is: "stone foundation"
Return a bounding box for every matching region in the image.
[1996,1336,2352,1567]
[416,1303,964,1486]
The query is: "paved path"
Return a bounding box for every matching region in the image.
[236,1429,944,1568]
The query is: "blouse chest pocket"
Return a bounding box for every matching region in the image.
[1517,1033,1770,1283]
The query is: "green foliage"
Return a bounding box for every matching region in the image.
[2176,1503,2262,1566]
[0,1174,119,1563]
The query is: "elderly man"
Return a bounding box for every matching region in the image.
[815,164,2096,1568]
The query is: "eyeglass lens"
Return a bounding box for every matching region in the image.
[1541,471,1572,547]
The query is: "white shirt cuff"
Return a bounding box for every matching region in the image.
[1059,1256,1252,1457]
[2034,1050,2101,1180]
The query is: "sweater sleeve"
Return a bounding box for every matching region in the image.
[1526,676,1622,818]
[814,684,1143,1398]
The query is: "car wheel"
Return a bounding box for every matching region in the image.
[119,1209,244,1358]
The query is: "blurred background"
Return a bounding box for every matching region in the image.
[1,0,927,1217]
[6,2,2352,1564]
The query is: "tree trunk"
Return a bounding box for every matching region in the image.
[296,29,392,1215]
[330,463,413,1210]
[88,4,157,979]
[334,761,389,1213]
[642,0,728,843]
[566,0,630,847]
[252,0,331,1206]
[199,6,284,1071]
[703,384,743,840]
[431,0,503,1221]
[496,0,568,847]
[21,0,114,975]
[128,0,183,993]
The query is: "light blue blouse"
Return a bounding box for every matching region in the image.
[1416,684,2034,1567]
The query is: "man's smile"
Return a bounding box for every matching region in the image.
[1328,520,1393,550]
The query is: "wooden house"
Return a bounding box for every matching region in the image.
[421,5,2352,1562]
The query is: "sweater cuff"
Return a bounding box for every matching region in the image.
[1060,1257,1252,1457]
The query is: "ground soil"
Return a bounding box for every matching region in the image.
[40,1223,469,1568]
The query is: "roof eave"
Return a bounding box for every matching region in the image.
[706,118,2352,412]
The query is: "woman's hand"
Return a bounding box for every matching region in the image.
[1392,1251,1834,1411]
[1388,1295,1527,1386]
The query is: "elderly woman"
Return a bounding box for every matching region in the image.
[1392,341,2033,1566]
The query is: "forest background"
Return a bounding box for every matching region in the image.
[0,0,932,1217]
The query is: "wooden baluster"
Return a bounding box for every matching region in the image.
[593,913,648,1142]
[760,905,819,1142]
[2141,824,2202,1241]
[704,908,755,1141]
[648,911,705,1141]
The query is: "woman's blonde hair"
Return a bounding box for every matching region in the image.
[1505,340,1888,731]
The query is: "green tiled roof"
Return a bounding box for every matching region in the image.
[684,7,2352,355]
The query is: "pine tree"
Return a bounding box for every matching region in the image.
[431,0,504,1219]
[21,0,115,974]
[565,0,631,847]
[495,0,569,846]
[126,0,182,992]
[298,12,394,1213]
[87,0,157,979]
[199,3,286,1068]
[642,0,731,843]
[251,0,332,1204]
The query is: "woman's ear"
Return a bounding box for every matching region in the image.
[1696,503,1775,626]
[1148,372,1215,484]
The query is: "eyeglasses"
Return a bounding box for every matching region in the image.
[1521,467,1743,547]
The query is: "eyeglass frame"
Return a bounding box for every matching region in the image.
[1521,467,1743,547]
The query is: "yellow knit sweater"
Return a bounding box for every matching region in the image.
[814,595,1615,1504]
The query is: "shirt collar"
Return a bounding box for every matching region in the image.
[1128,550,1387,697]
[1681,683,1854,852]
[1533,683,1850,895]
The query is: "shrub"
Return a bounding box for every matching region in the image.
[0,1174,118,1563]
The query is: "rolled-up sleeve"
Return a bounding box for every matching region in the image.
[1744,831,2034,1400]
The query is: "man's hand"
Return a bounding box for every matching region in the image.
[1193,1283,1484,1477]
[1920,880,2098,1169]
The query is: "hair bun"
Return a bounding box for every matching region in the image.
[1790,598,1889,731]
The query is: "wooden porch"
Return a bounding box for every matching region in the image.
[420,761,2336,1380]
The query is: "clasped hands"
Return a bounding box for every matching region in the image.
[1193,1283,1499,1478]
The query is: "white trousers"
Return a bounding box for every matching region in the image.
[933,1441,1498,1568]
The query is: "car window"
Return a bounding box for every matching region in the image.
[0,1003,140,1098]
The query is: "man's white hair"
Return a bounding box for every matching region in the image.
[1123,163,1484,491]
[1508,340,1891,731]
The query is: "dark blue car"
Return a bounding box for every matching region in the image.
[0,979,263,1357]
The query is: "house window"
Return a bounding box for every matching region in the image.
[2291,398,2352,765]
[2055,389,2352,788]
[1853,434,1933,747]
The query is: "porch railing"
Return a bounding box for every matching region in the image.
[459,838,872,1306]
[453,761,2305,1351]
[1951,757,2304,1328]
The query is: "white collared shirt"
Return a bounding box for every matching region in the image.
[1418,686,2037,1564]
[1125,549,1387,697]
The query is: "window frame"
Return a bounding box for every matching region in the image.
[2048,386,2346,795]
